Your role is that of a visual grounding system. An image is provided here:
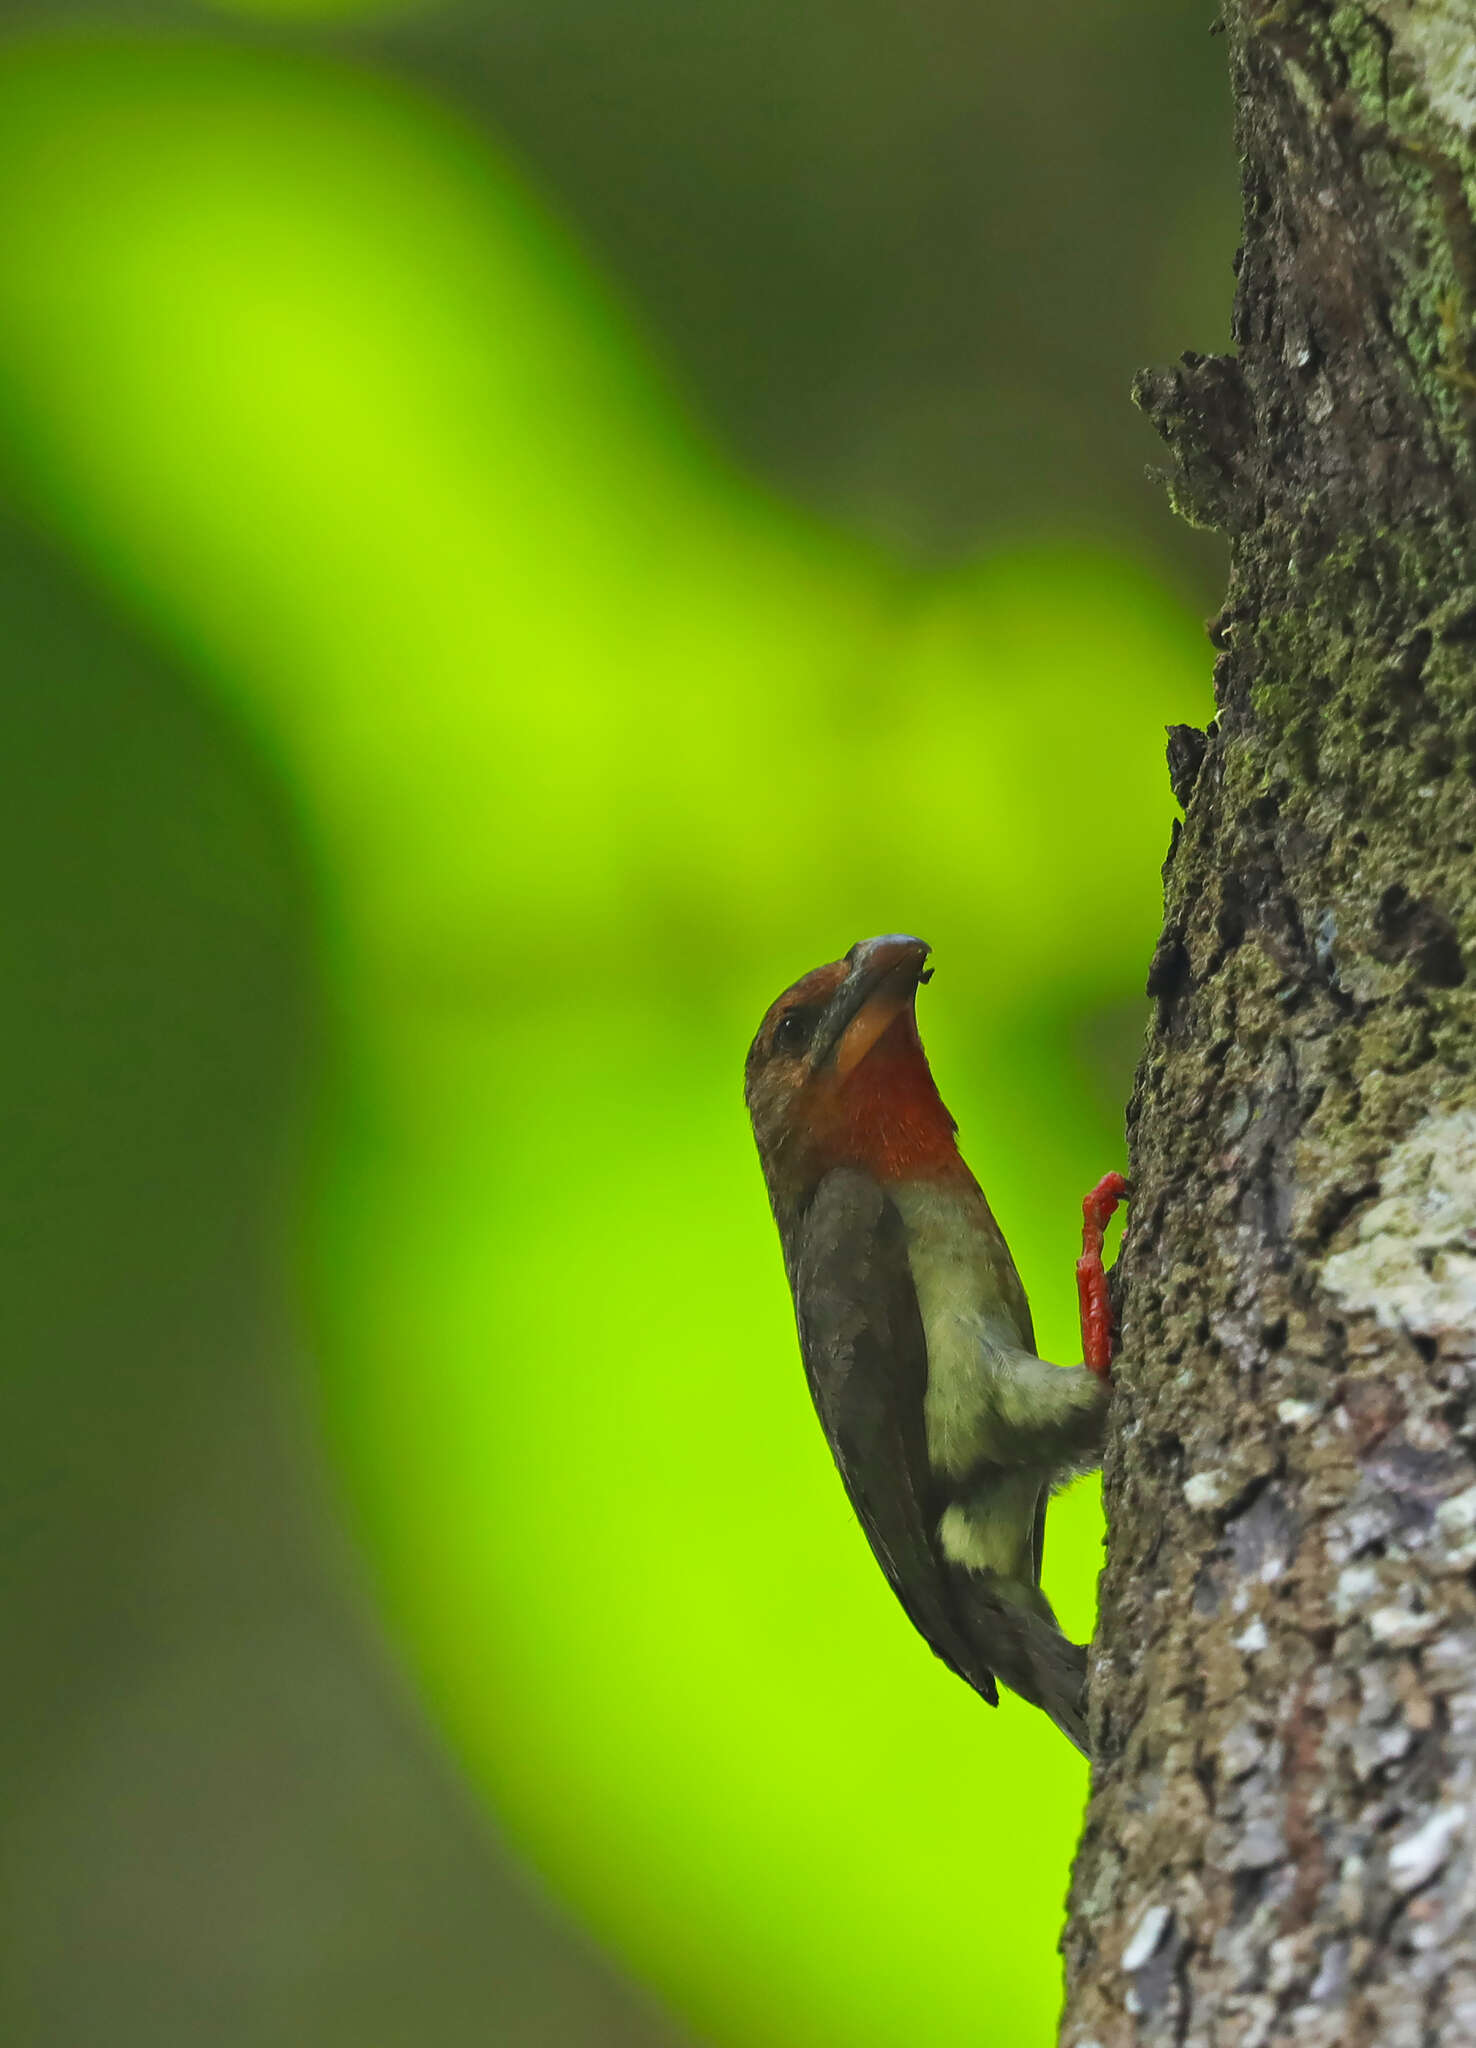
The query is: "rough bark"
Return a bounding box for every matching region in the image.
[1061,6,1476,2045]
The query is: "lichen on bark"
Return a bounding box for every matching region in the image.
[1061,5,1476,2044]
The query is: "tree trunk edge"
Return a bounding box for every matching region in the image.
[1061,6,1476,2046]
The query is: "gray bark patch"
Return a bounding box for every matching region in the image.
[1322,1107,1476,1340]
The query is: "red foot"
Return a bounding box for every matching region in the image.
[1077,1171,1130,1379]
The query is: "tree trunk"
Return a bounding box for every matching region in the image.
[1060,7,1476,2044]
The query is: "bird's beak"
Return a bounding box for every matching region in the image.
[812,934,932,1076]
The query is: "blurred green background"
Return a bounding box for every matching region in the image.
[0,6,1232,2046]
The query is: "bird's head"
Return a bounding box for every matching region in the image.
[745,933,965,1224]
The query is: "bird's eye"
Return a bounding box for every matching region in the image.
[774,1008,815,1055]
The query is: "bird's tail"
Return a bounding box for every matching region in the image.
[948,1567,1092,1757]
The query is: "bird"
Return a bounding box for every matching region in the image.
[744,933,1126,1755]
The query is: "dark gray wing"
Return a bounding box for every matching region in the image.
[790,1166,998,1705]
[1031,1485,1048,1588]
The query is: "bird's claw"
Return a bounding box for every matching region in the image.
[1077,1172,1130,1379]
